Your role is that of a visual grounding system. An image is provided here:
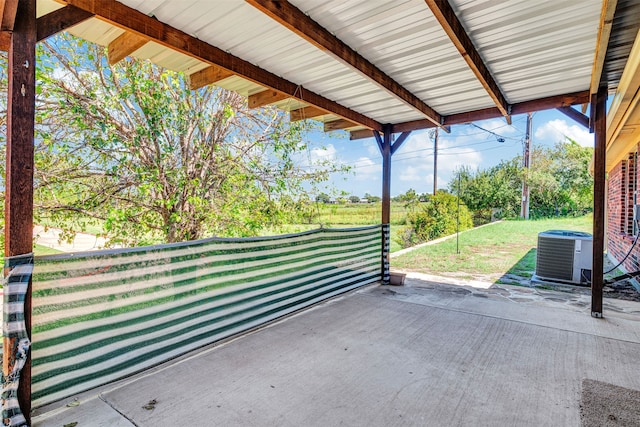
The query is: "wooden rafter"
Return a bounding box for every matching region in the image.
[107,30,148,65]
[36,5,93,42]
[246,0,446,130]
[324,119,357,132]
[0,0,18,31]
[188,65,234,90]
[248,89,290,109]
[1,4,94,51]
[0,31,9,50]
[589,0,618,95]
[58,0,383,132]
[0,0,18,50]
[290,106,327,122]
[350,129,381,140]
[557,106,590,129]
[424,0,510,122]
[378,90,591,136]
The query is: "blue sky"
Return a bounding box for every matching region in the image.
[304,108,594,198]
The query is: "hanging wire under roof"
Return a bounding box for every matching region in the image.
[468,123,523,143]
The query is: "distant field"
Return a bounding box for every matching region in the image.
[34,202,411,253]
[260,202,411,253]
[313,202,409,226]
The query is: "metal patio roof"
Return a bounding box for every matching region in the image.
[2,3,638,420]
[31,0,640,138]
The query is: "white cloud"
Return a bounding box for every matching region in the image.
[392,129,484,188]
[310,144,338,162]
[353,156,380,181]
[363,140,380,157]
[535,119,593,147]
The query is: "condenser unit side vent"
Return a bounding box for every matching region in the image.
[536,237,575,281]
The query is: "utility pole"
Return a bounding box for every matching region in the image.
[433,128,438,195]
[521,112,532,219]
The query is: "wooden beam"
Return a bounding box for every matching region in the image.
[37,5,94,42]
[591,86,607,317]
[188,65,234,90]
[350,129,381,140]
[108,30,148,65]
[60,0,383,132]
[290,105,327,122]
[5,0,36,423]
[324,119,357,132]
[589,0,618,95]
[425,0,510,120]
[245,0,445,130]
[0,0,18,50]
[0,29,9,50]
[556,106,590,129]
[248,89,290,109]
[392,90,591,133]
[391,131,411,155]
[0,0,18,31]
[511,91,591,115]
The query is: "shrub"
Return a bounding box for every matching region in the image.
[395,192,474,248]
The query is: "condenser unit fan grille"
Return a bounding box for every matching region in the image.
[536,237,575,281]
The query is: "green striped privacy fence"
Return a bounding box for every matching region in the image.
[30,226,382,407]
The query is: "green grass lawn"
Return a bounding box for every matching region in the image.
[392,215,592,282]
[34,244,64,256]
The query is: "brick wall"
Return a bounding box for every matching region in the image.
[608,146,640,273]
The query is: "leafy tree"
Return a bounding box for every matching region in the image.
[396,191,473,248]
[16,34,342,245]
[315,193,331,204]
[399,188,420,211]
[528,139,593,217]
[364,193,381,203]
[452,159,521,222]
[451,139,593,221]
[349,195,360,203]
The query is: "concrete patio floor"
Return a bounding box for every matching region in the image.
[33,277,640,426]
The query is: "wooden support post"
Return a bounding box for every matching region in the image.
[591,86,607,318]
[376,127,392,285]
[433,128,438,195]
[377,127,412,285]
[4,0,36,422]
[380,125,392,225]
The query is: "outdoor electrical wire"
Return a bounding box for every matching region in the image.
[604,219,640,275]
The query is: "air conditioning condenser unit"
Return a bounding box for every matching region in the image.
[534,230,593,285]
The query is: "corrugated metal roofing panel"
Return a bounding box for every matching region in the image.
[41,0,623,127]
[292,0,497,114]
[38,0,65,17]
[117,0,424,124]
[450,0,601,103]
[603,0,640,90]
[68,18,125,47]
[67,19,210,75]
[216,77,266,97]
[131,42,210,74]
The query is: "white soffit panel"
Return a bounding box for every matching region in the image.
[291,0,497,115]
[451,0,601,103]
[67,18,125,47]
[115,0,422,124]
[38,0,65,17]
